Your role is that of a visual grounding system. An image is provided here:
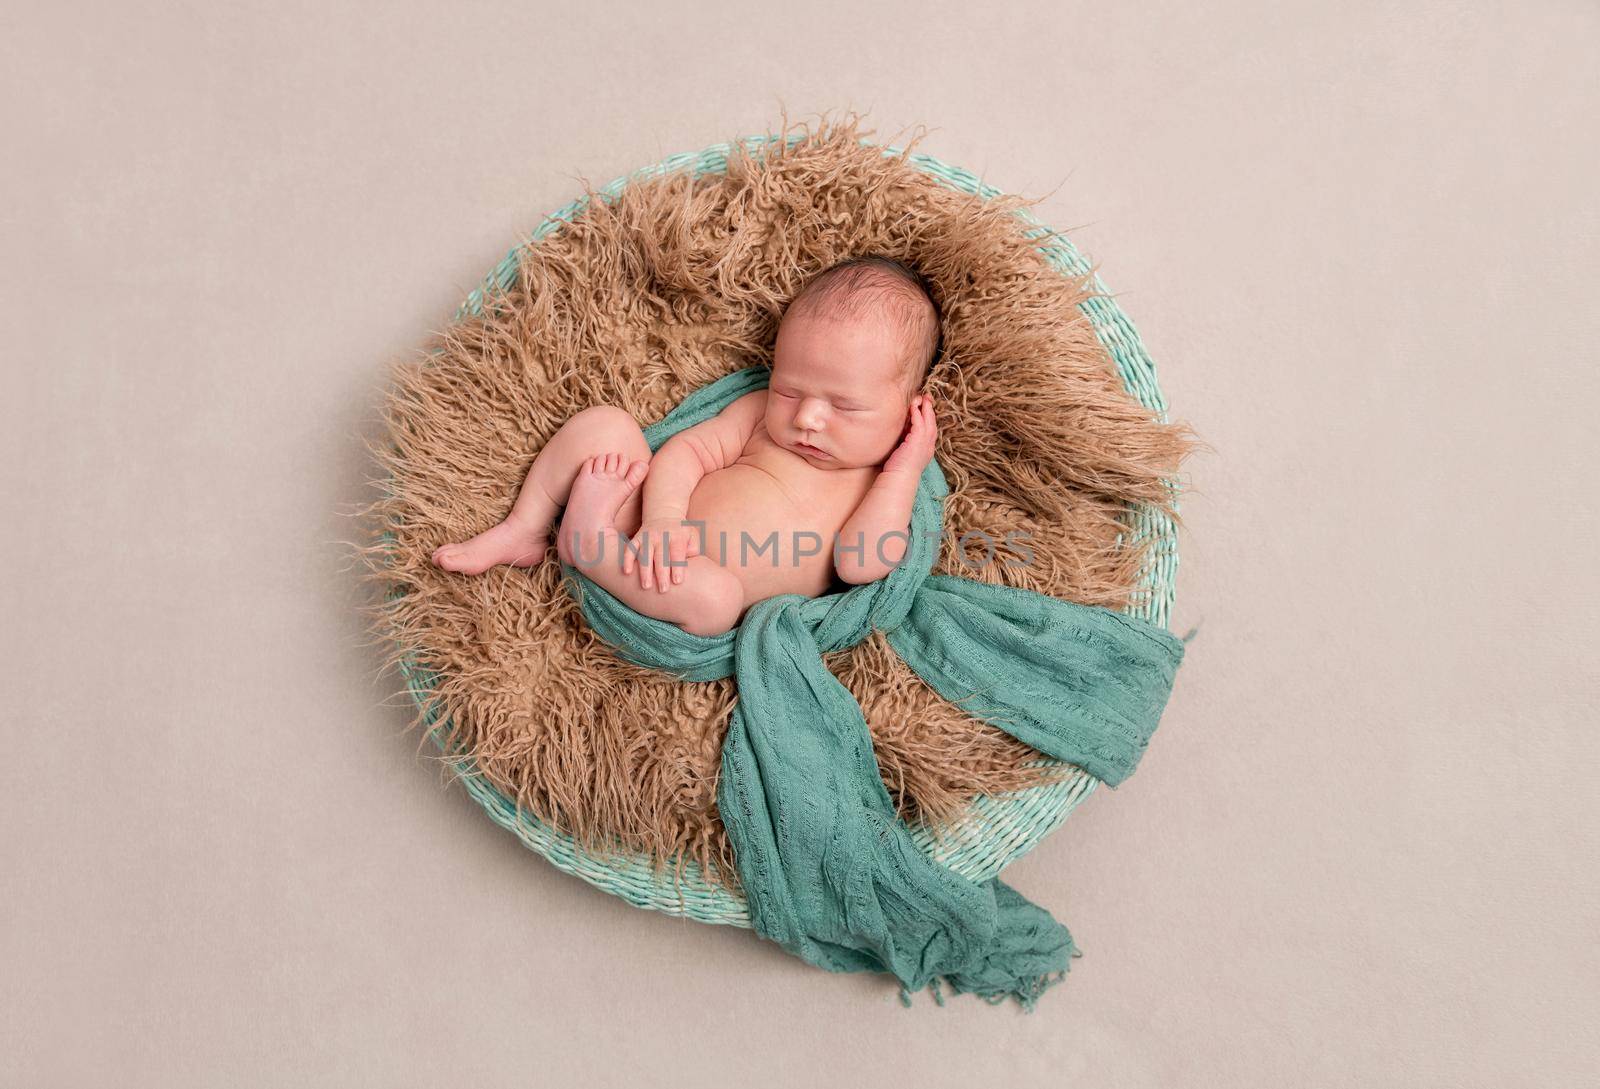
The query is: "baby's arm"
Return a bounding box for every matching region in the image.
[836,395,938,584]
[836,473,921,585]
[627,389,768,589]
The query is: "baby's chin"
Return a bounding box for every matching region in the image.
[823,449,896,471]
[796,446,865,470]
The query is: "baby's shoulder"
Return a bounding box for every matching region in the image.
[720,387,768,414]
[716,387,770,440]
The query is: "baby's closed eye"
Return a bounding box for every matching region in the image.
[772,387,864,411]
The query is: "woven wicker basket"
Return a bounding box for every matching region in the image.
[392,133,1181,927]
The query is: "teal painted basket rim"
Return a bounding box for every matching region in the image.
[389,132,1181,927]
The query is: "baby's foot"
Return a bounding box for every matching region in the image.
[556,453,649,569]
[432,516,551,575]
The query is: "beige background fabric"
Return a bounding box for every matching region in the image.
[3,2,1595,1085]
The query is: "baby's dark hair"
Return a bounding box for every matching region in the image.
[782,256,942,393]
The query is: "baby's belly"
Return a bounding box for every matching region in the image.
[686,465,841,605]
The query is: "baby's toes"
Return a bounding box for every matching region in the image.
[622,460,648,488]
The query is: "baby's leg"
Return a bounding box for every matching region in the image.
[557,453,747,638]
[433,406,650,575]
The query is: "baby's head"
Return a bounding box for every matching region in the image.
[767,256,941,469]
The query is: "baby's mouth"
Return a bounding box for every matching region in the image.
[793,439,829,458]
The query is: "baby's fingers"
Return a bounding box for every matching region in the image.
[637,537,657,588]
[627,533,654,580]
[669,537,689,585]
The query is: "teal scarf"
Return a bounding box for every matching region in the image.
[558,366,1185,1011]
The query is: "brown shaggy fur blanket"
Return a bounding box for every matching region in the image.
[360,111,1196,897]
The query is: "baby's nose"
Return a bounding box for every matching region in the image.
[795,399,827,428]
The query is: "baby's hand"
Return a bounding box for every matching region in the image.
[624,516,702,592]
[882,394,938,477]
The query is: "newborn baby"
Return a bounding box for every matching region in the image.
[431,255,941,637]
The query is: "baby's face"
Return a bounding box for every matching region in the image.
[766,313,914,470]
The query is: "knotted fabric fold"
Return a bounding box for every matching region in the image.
[557,366,1185,1010]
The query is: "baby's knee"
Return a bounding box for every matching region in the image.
[568,404,643,440]
[570,403,629,422]
[560,405,650,465]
